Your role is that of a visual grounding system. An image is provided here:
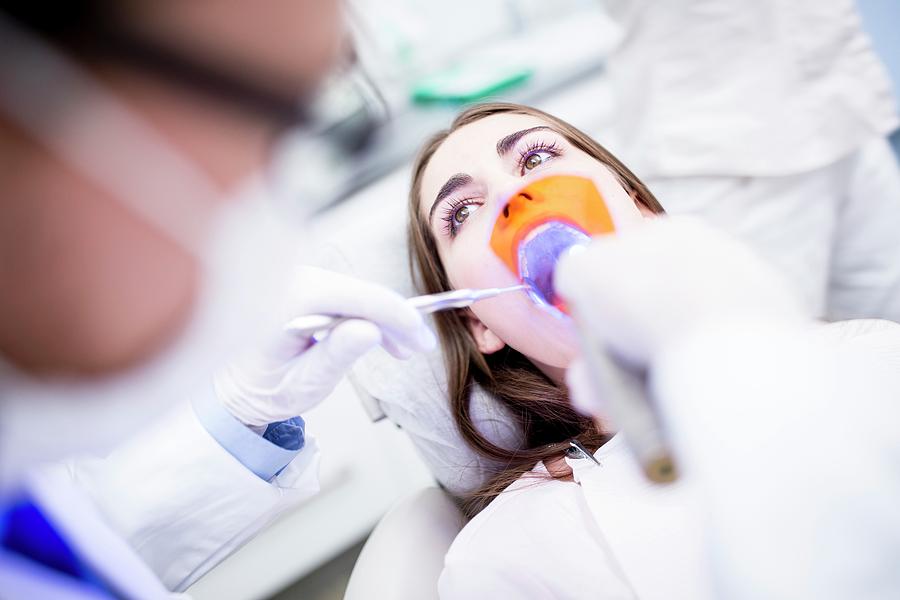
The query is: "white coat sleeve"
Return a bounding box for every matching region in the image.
[650,318,900,600]
[41,400,320,592]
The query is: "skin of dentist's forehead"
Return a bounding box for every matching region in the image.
[418,112,647,371]
[0,0,345,376]
[129,0,344,104]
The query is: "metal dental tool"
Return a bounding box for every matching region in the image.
[284,284,529,338]
[568,439,602,466]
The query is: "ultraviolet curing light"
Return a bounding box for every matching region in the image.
[490,174,679,484]
[489,175,616,314]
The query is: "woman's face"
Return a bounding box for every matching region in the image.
[418,113,651,376]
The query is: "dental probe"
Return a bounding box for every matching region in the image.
[284,284,529,338]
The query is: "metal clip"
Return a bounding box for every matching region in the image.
[567,439,601,466]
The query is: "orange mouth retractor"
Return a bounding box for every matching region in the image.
[489,175,616,313]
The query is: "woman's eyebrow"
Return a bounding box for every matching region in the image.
[429,173,473,223]
[496,126,554,157]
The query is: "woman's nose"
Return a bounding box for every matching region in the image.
[499,191,537,221]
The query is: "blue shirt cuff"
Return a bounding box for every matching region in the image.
[192,387,305,481]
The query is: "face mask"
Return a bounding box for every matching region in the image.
[0,16,301,486]
[489,175,616,314]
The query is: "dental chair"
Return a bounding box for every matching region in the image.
[338,342,517,599]
[308,170,523,599]
[339,336,514,599]
[343,487,466,600]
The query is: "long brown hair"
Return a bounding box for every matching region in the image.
[407,103,665,515]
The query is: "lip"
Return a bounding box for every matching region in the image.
[517,220,590,314]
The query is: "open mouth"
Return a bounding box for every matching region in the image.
[517,221,590,313]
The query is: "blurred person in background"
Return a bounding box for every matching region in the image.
[600,0,900,322]
[0,1,434,597]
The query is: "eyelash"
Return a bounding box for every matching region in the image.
[438,139,563,238]
[516,139,562,175]
[441,196,484,238]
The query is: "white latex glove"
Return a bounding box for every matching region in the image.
[555,217,806,418]
[216,266,436,427]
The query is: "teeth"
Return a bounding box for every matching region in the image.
[517,221,590,312]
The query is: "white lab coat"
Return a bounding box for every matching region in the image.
[0,401,320,598]
[602,0,897,178]
[598,0,900,322]
[648,137,900,321]
[439,320,900,599]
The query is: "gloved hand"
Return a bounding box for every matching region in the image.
[554,217,806,418]
[216,266,436,427]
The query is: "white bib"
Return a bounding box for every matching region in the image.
[568,435,716,600]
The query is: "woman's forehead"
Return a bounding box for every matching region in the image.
[419,113,551,211]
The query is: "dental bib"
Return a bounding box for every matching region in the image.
[489,175,615,313]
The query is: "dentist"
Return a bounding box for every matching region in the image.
[0,2,432,598]
[558,218,900,599]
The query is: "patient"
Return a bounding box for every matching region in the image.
[408,101,664,504]
[407,102,679,598]
[406,102,900,599]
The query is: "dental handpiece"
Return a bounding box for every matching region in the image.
[284,284,529,338]
[573,312,678,485]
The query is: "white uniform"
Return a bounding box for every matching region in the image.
[0,402,320,598]
[439,320,900,599]
[439,438,714,600]
[601,0,900,320]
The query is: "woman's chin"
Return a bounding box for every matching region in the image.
[510,308,581,370]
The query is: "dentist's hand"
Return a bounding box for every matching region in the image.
[216,267,436,427]
[555,217,805,417]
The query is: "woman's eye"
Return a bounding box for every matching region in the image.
[453,204,478,226]
[524,152,547,171]
[520,147,559,174]
[453,204,474,224]
[443,200,482,237]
